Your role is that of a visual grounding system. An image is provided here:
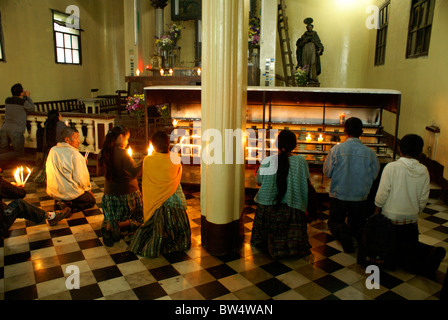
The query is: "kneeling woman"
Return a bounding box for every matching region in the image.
[98,126,143,247]
[251,130,311,259]
[128,131,191,257]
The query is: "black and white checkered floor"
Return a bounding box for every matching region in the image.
[1,174,447,301]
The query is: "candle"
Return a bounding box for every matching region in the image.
[318,134,324,143]
[197,68,202,76]
[160,69,165,76]
[14,166,32,186]
[172,119,178,127]
[127,147,133,157]
[146,65,150,70]
[14,168,21,185]
[169,68,173,76]
[23,167,32,185]
[306,134,312,143]
[136,69,140,76]
[148,144,154,155]
[339,113,346,125]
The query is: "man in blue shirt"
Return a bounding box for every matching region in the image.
[324,117,380,253]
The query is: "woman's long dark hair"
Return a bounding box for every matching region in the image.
[276,130,297,204]
[98,125,130,181]
[44,110,60,149]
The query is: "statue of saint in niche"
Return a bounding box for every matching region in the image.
[296,18,324,85]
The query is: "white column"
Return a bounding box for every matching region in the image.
[85,120,95,152]
[201,0,249,255]
[259,0,278,86]
[75,120,86,152]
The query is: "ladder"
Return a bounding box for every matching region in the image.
[277,0,296,87]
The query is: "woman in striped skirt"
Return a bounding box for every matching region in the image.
[251,130,311,259]
[98,125,143,247]
[128,131,191,258]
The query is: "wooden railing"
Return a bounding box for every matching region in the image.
[0,111,116,154]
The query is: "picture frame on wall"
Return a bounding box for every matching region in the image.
[171,0,201,21]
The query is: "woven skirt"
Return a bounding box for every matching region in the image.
[127,200,191,258]
[101,191,143,229]
[250,203,311,259]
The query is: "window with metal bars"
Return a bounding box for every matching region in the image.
[374,1,390,66]
[52,9,82,65]
[406,0,435,58]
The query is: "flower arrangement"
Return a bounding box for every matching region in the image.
[155,35,174,51]
[295,65,309,86]
[167,23,183,45]
[155,23,183,52]
[126,93,145,118]
[249,17,260,50]
[155,104,170,120]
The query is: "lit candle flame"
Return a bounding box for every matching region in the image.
[136,69,140,76]
[14,168,21,184]
[148,144,154,155]
[14,166,32,186]
[172,119,178,127]
[160,69,165,76]
[127,147,133,157]
[169,68,173,76]
[306,134,312,142]
[23,167,32,185]
[318,134,324,143]
[197,68,202,76]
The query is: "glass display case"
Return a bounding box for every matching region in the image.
[144,86,401,166]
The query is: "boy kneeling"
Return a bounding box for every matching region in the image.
[374,134,446,279]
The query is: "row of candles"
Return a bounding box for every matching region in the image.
[126,134,203,159]
[134,67,202,77]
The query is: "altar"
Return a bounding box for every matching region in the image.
[125,68,201,95]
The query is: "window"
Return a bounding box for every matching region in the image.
[0,12,5,61]
[52,9,82,65]
[406,0,435,58]
[374,1,390,66]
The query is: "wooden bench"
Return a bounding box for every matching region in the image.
[97,90,128,115]
[35,99,85,113]
[0,90,128,115]
[0,99,84,113]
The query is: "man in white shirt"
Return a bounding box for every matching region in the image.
[46,127,95,213]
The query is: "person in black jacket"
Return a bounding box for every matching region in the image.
[0,171,70,239]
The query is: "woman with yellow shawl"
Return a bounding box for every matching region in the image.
[128,131,191,257]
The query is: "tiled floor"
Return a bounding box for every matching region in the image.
[1,171,447,301]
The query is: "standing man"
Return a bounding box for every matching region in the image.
[46,127,95,213]
[0,83,36,166]
[323,117,380,253]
